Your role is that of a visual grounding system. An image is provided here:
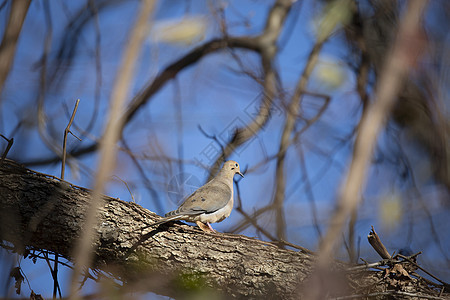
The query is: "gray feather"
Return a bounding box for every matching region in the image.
[165,181,231,217]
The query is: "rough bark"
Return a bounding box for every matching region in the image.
[0,159,447,299]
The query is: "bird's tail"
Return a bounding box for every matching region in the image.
[145,215,183,229]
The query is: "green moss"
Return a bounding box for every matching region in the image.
[174,271,207,291]
[172,271,222,300]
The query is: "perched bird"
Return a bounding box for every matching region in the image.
[151,160,244,232]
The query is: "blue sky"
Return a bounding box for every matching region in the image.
[0,0,448,298]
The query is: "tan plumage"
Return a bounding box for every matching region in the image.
[152,160,244,232]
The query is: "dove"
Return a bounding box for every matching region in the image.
[151,160,244,232]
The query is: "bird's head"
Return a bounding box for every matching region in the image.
[223,160,244,178]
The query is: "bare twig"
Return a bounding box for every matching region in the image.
[120,138,162,211]
[112,175,135,203]
[0,134,13,163]
[346,259,390,272]
[397,140,449,260]
[42,251,62,299]
[297,141,322,239]
[61,99,80,181]
[330,290,446,300]
[57,98,80,299]
[197,125,226,165]
[367,226,391,259]
[43,0,123,89]
[395,254,449,286]
[233,180,276,240]
[228,204,273,234]
[278,239,315,255]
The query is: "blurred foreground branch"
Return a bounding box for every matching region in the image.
[318,0,429,264]
[68,0,155,297]
[0,0,31,96]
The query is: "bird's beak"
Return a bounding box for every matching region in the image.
[237,171,244,178]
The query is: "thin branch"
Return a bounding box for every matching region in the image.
[42,251,62,299]
[330,290,446,300]
[346,259,390,272]
[228,203,273,234]
[61,99,80,181]
[396,138,450,261]
[273,35,328,241]
[120,137,162,212]
[278,239,315,255]
[197,125,226,166]
[0,134,13,163]
[297,143,322,238]
[59,98,80,299]
[112,175,135,203]
[233,179,279,243]
[395,254,449,286]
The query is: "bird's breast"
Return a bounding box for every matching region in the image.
[199,192,234,224]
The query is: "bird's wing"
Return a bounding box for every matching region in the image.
[165,181,231,217]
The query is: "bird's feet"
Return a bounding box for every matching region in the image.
[196,221,216,233]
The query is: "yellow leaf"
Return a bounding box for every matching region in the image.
[313,0,353,42]
[379,193,402,230]
[152,16,207,45]
[314,59,346,89]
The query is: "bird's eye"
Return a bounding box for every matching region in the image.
[235,163,238,167]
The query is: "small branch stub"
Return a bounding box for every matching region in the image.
[367,226,391,259]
